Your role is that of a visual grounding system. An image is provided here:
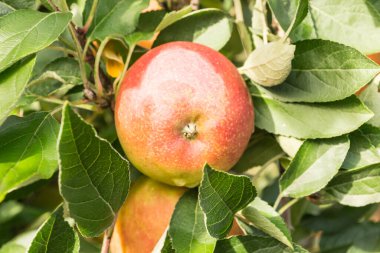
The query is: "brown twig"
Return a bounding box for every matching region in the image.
[101,218,117,253]
[47,0,60,11]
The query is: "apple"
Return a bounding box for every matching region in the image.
[115,41,254,187]
[110,176,244,253]
[110,177,186,253]
[368,52,380,64]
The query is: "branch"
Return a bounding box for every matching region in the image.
[233,0,244,23]
[101,218,117,253]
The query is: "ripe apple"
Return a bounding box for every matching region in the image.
[368,52,380,64]
[110,177,186,253]
[110,177,244,253]
[115,41,254,187]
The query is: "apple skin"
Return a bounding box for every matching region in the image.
[110,177,186,253]
[115,41,254,187]
[110,177,244,253]
[368,52,380,65]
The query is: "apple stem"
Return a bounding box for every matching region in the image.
[182,123,198,140]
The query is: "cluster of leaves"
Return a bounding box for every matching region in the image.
[0,0,380,252]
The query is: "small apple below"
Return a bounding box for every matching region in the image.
[111,177,186,253]
[110,176,244,253]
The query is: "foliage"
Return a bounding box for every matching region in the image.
[0,0,379,252]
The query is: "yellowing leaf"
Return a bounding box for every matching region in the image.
[241,41,295,87]
[106,59,124,78]
[137,32,160,49]
[102,40,125,78]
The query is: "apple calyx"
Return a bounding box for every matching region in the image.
[182,122,198,140]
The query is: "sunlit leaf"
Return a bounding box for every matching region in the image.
[0,112,59,202]
[0,10,71,72]
[323,163,380,207]
[262,40,380,102]
[0,56,35,124]
[270,0,380,54]
[280,136,350,198]
[241,197,293,248]
[251,85,374,139]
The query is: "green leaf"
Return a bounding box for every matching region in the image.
[0,56,36,125]
[32,46,65,77]
[284,0,309,36]
[0,230,39,252]
[169,190,217,253]
[261,40,380,102]
[0,243,25,253]
[323,163,380,206]
[1,0,36,9]
[83,0,120,34]
[241,197,293,248]
[302,205,374,234]
[271,0,380,54]
[251,85,374,139]
[127,6,193,49]
[156,6,193,32]
[233,130,284,173]
[199,165,256,239]
[359,80,380,128]
[125,10,166,46]
[88,0,148,41]
[214,235,298,253]
[0,112,59,202]
[28,206,79,253]
[0,2,14,16]
[320,223,380,253]
[159,232,175,253]
[343,124,380,169]
[154,9,233,51]
[28,57,81,96]
[241,41,295,87]
[58,104,130,237]
[276,135,303,158]
[280,135,350,198]
[267,0,301,34]
[0,10,72,72]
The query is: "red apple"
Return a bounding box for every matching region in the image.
[368,52,380,65]
[110,177,244,253]
[115,42,254,187]
[110,177,186,253]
